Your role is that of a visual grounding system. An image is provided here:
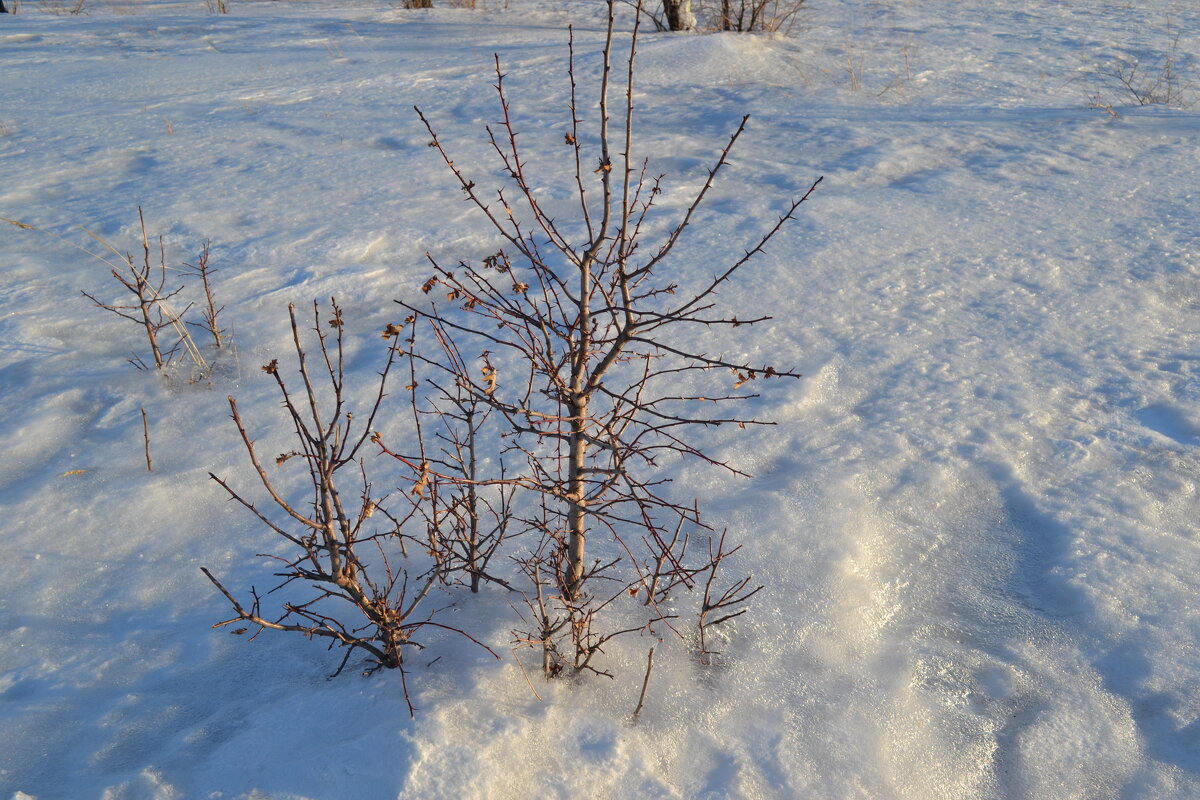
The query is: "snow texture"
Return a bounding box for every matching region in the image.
[1,0,1198,797]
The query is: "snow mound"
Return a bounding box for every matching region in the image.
[636,32,801,88]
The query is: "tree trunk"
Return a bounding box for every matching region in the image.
[564,396,589,599]
[662,0,694,31]
[565,245,594,600]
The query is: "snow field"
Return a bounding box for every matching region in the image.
[2,0,1199,797]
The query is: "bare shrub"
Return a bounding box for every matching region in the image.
[1089,15,1191,113]
[405,0,820,679]
[199,0,816,703]
[79,209,208,374]
[4,210,217,377]
[203,300,497,714]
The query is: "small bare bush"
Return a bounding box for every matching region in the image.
[5,210,220,377]
[79,213,174,370]
[203,300,496,714]
[76,210,209,374]
[1089,16,1191,112]
[202,0,817,705]
[405,0,820,679]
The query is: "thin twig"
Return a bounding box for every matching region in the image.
[141,406,152,472]
[632,645,655,718]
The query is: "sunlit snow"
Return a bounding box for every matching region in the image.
[1,0,1198,797]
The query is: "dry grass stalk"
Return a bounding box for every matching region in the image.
[141,406,152,471]
[632,645,655,718]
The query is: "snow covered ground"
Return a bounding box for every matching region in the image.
[2,0,1199,796]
